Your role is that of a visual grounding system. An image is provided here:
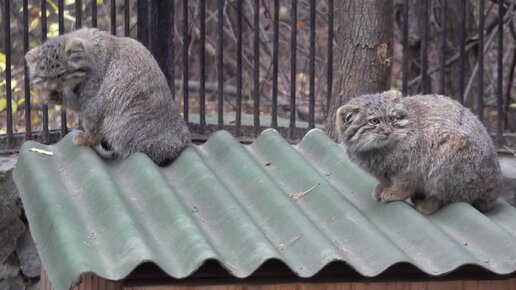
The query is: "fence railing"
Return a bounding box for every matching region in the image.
[0,0,513,152]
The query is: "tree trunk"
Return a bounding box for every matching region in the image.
[325,1,394,140]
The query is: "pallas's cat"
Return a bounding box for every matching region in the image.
[336,90,501,214]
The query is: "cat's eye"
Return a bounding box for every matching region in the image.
[369,118,380,125]
[388,116,396,122]
[34,75,46,81]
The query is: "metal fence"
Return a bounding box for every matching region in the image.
[0,0,513,151]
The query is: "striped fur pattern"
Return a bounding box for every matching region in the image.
[336,90,501,214]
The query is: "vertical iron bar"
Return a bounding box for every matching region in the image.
[75,0,81,28]
[253,0,260,136]
[458,0,466,104]
[496,1,504,144]
[58,0,67,135]
[183,0,189,123]
[111,0,116,35]
[153,1,172,86]
[171,1,176,100]
[137,0,149,48]
[24,0,31,140]
[477,0,484,122]
[58,0,64,39]
[124,0,130,36]
[157,1,172,88]
[402,0,409,96]
[235,0,243,136]
[309,0,315,128]
[326,0,333,115]
[92,0,97,27]
[438,0,446,95]
[289,0,297,139]
[217,0,224,129]
[200,0,206,131]
[271,0,279,129]
[4,0,13,147]
[420,0,429,94]
[42,0,49,143]
[149,0,157,56]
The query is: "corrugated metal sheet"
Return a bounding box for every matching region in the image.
[13,129,516,290]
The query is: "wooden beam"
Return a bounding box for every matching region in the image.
[41,267,123,290]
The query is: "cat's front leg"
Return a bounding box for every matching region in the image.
[73,115,101,147]
[372,176,392,201]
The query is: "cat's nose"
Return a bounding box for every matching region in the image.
[379,126,392,136]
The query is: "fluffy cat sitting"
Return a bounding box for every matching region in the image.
[336,90,501,214]
[25,28,190,166]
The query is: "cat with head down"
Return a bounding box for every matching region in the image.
[25,28,190,166]
[336,90,501,214]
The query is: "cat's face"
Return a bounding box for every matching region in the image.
[25,36,91,105]
[336,91,409,152]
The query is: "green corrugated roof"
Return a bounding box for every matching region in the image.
[13,129,516,290]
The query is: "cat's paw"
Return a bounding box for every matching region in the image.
[379,185,414,203]
[413,196,443,215]
[73,131,95,146]
[380,190,407,203]
[372,185,383,201]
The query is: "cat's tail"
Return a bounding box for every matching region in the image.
[472,185,500,212]
[92,139,116,160]
[146,125,191,167]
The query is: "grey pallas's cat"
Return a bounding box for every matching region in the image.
[336,90,501,214]
[25,28,190,166]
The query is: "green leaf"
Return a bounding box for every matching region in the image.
[29,18,40,33]
[97,0,104,6]
[47,0,59,13]
[63,10,76,22]
[11,80,17,90]
[39,9,51,18]
[17,98,25,107]
[510,103,516,109]
[0,98,19,112]
[48,23,59,39]
[0,53,5,73]
[0,129,6,135]
[0,98,6,112]
[65,0,75,5]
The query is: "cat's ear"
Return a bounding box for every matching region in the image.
[64,38,90,68]
[336,104,360,128]
[25,47,41,64]
[65,38,89,56]
[384,89,403,101]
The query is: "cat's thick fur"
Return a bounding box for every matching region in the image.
[25,28,190,166]
[336,90,501,214]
